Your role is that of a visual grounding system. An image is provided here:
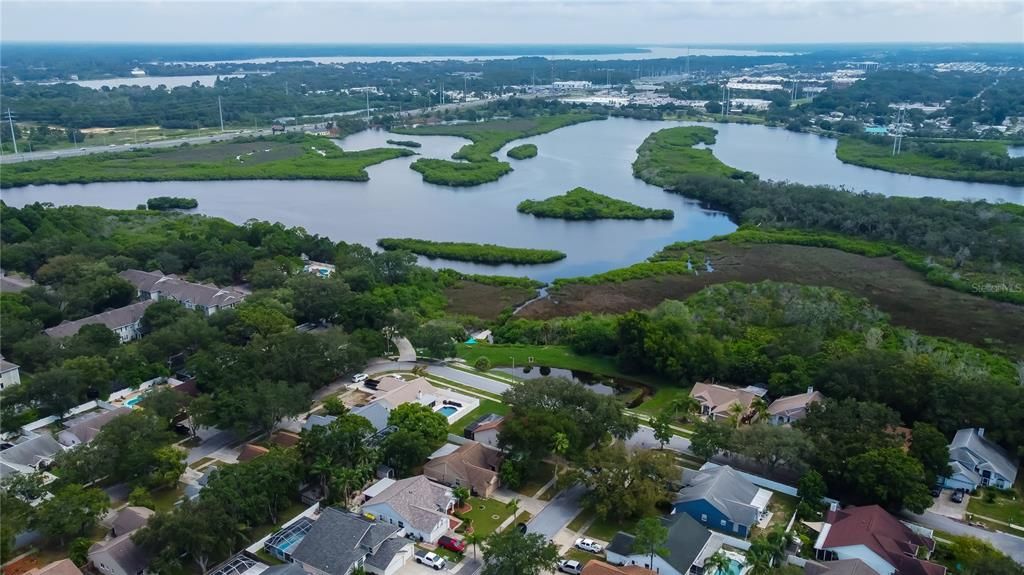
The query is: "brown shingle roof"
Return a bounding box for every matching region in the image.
[423,441,502,495]
[583,560,656,575]
[24,559,83,575]
[821,506,944,575]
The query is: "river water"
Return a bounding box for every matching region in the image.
[2,118,1020,281]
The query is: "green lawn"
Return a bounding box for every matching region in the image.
[420,544,464,564]
[458,497,514,537]
[562,548,597,565]
[448,399,510,434]
[567,509,597,532]
[967,486,1024,526]
[756,492,800,534]
[150,485,185,513]
[457,343,664,386]
[585,510,657,542]
[632,386,692,416]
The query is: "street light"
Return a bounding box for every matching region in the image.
[510,356,516,385]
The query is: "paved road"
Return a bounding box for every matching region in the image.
[393,336,417,362]
[527,484,587,539]
[367,360,511,396]
[624,424,692,453]
[185,428,237,464]
[903,510,1024,564]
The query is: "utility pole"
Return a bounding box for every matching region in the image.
[365,90,370,123]
[218,96,224,132]
[6,109,18,155]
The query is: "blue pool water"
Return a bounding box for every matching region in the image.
[726,559,744,575]
[437,406,459,417]
[125,396,143,407]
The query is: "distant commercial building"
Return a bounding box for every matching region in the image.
[119,269,246,316]
[553,81,592,90]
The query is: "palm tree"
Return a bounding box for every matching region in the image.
[312,455,334,501]
[744,547,773,575]
[728,402,746,429]
[332,466,366,508]
[763,529,791,566]
[669,395,701,422]
[750,398,769,423]
[506,497,521,524]
[453,486,471,510]
[701,551,732,575]
[551,432,569,482]
[465,531,484,560]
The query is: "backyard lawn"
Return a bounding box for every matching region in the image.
[150,485,185,513]
[458,497,514,537]
[248,501,311,542]
[448,399,511,434]
[585,507,662,542]
[756,492,800,534]
[967,486,1024,526]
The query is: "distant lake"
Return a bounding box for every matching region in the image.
[45,75,242,89]
[1009,146,1024,159]
[3,118,1019,281]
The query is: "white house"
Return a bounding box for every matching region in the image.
[944,428,1019,490]
[44,300,155,344]
[605,512,718,575]
[462,413,504,447]
[360,475,454,544]
[0,357,22,392]
[813,505,945,575]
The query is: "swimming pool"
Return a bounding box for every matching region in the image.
[437,405,459,417]
[725,558,744,575]
[125,396,143,408]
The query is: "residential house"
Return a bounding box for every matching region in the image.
[423,440,503,497]
[360,475,454,543]
[605,512,717,575]
[689,382,765,422]
[944,428,1019,490]
[303,414,338,431]
[804,559,878,575]
[0,434,64,479]
[119,269,246,316]
[463,413,504,448]
[57,407,131,447]
[673,465,771,538]
[813,505,945,575]
[1,356,22,392]
[289,507,413,575]
[43,300,155,343]
[352,376,478,432]
[767,388,825,426]
[89,506,155,575]
[24,559,84,575]
[581,561,656,575]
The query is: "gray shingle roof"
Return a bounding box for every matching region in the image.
[59,407,130,446]
[0,434,63,469]
[0,358,19,374]
[363,538,410,570]
[43,300,155,339]
[261,565,307,575]
[949,428,1019,484]
[362,475,452,534]
[118,269,245,310]
[88,533,150,575]
[291,507,400,575]
[675,465,760,527]
[608,513,711,575]
[111,506,154,537]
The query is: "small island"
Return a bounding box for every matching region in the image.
[507,144,538,160]
[377,238,566,265]
[517,187,674,220]
[145,196,198,211]
[386,139,422,148]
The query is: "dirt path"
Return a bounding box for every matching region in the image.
[520,243,1024,356]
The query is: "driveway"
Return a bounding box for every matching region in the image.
[928,489,969,520]
[903,510,1024,565]
[394,337,417,362]
[527,484,587,539]
[623,425,693,454]
[185,428,236,464]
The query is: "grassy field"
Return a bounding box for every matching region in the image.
[966,485,1024,526]
[632,126,749,188]
[507,144,538,160]
[458,343,624,380]
[448,399,510,434]
[459,496,515,537]
[632,386,692,416]
[393,114,601,186]
[444,279,539,320]
[377,238,566,265]
[520,241,1024,357]
[517,187,674,221]
[1,134,413,188]
[836,137,1024,185]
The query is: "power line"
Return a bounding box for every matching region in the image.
[7,108,18,155]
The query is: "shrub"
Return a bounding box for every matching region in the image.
[474,356,491,371]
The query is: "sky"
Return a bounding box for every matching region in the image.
[1,0,1022,45]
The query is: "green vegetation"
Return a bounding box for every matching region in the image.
[394,113,601,186]
[836,137,1024,185]
[517,187,673,221]
[448,399,510,434]
[456,343,652,384]
[145,196,197,211]
[450,273,545,290]
[507,144,538,160]
[386,139,422,148]
[377,238,566,265]
[552,260,693,287]
[632,126,752,188]
[0,134,413,188]
[966,485,1024,526]
[457,497,514,537]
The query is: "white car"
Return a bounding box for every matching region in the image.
[558,560,582,575]
[415,551,446,570]
[352,373,369,384]
[574,538,603,554]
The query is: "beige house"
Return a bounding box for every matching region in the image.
[767,388,826,425]
[24,559,83,575]
[689,382,765,421]
[423,441,502,497]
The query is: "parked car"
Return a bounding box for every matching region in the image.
[951,490,965,503]
[437,536,465,553]
[352,373,369,384]
[415,550,446,570]
[574,538,603,553]
[558,560,583,575]
[930,485,942,497]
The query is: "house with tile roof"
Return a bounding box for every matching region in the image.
[767,387,826,425]
[423,441,503,497]
[944,428,1018,490]
[289,507,412,575]
[119,269,246,316]
[44,300,155,343]
[813,505,945,575]
[689,382,765,422]
[605,512,718,575]
[673,464,772,537]
[803,559,878,575]
[581,561,656,575]
[351,376,479,432]
[360,475,454,543]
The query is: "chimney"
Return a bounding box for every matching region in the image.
[977,428,985,437]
